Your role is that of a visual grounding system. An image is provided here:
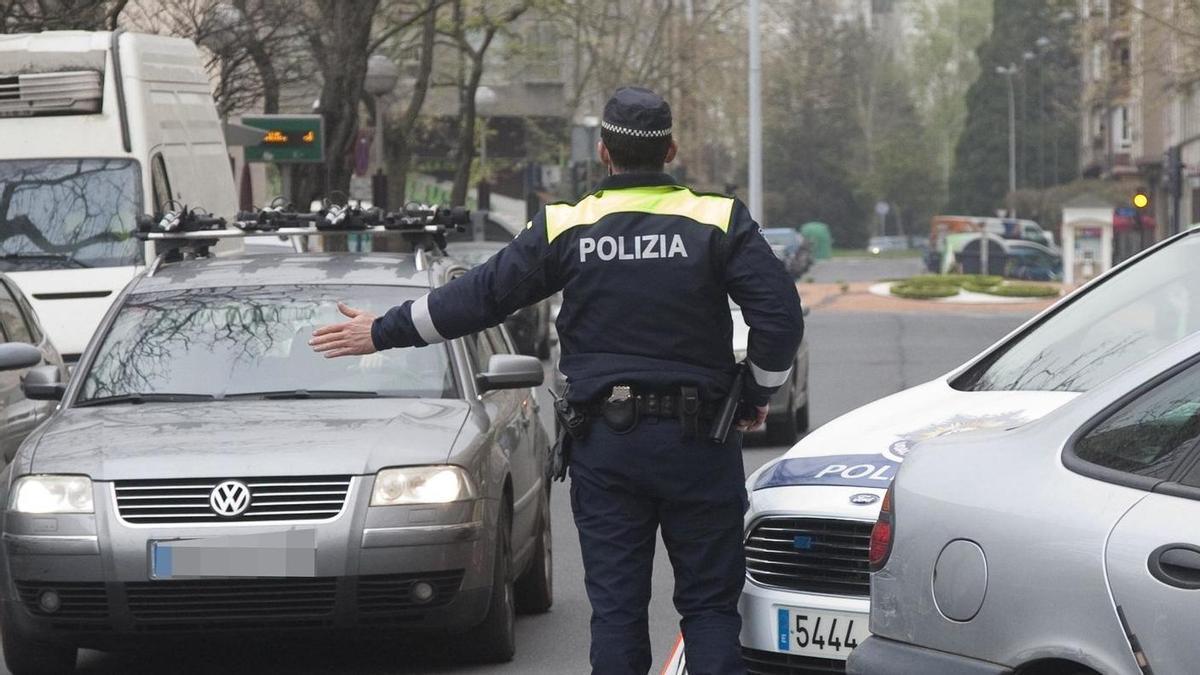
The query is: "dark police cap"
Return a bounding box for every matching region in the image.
[602,86,672,139]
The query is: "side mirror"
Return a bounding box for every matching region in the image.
[22,365,65,401]
[476,354,544,393]
[0,343,42,372]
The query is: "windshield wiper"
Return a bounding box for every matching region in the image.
[75,392,216,407]
[1,252,90,269]
[224,389,382,400]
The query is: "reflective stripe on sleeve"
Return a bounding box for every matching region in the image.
[411,294,446,345]
[748,360,792,388]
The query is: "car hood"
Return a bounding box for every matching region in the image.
[27,399,471,480]
[748,378,1078,495]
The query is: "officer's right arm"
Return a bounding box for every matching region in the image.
[724,201,806,407]
[370,213,560,350]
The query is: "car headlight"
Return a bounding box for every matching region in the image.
[10,475,94,514]
[371,466,477,506]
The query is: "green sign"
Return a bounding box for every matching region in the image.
[242,114,324,163]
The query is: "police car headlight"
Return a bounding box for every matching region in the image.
[10,475,94,514]
[371,466,477,506]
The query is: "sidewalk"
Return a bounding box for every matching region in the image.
[797,282,1059,315]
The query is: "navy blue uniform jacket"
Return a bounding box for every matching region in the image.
[372,173,805,406]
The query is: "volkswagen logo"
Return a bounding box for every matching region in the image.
[850,493,880,506]
[209,480,251,517]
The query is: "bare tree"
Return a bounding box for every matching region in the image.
[443,0,530,207]
[1,0,126,32]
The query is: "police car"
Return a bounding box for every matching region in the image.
[0,209,554,673]
[665,226,1200,673]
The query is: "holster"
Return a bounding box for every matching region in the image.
[551,395,590,482]
[679,386,700,439]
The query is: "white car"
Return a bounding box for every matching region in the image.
[664,227,1200,672]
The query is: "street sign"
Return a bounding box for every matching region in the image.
[241,114,324,163]
[1115,206,1136,217]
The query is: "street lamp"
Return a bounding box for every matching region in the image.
[475,85,498,210]
[996,63,1019,218]
[364,54,400,212]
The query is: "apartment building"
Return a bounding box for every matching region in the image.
[1079,0,1200,236]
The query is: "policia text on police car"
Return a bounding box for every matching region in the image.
[311,86,804,675]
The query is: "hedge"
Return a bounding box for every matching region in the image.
[890,283,961,299]
[983,284,1061,298]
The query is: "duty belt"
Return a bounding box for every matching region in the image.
[583,388,719,420]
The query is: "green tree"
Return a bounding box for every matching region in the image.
[949,0,1078,216]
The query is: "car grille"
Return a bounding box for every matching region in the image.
[357,570,464,618]
[113,475,352,524]
[743,647,846,674]
[125,577,338,631]
[744,517,873,596]
[14,581,109,628]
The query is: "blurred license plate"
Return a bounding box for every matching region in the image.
[150,529,316,579]
[776,607,869,660]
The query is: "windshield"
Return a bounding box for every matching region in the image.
[0,158,143,270]
[77,285,457,402]
[762,230,795,247]
[954,235,1200,392]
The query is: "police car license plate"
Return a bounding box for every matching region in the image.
[775,607,869,660]
[149,529,316,579]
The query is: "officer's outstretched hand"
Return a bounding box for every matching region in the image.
[736,405,770,432]
[309,302,378,358]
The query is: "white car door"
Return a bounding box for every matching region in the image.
[1073,358,1200,674]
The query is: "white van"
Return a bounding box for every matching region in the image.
[0,30,237,359]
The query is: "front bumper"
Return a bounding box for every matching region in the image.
[846,637,1012,675]
[0,477,494,648]
[740,577,869,667]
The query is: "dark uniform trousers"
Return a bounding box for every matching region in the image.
[570,418,749,675]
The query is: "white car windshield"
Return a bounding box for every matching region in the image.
[0,158,143,270]
[954,234,1200,392]
[77,285,457,402]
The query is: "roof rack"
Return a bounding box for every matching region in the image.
[136,201,471,271]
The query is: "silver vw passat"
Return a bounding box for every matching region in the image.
[849,332,1200,675]
[0,253,553,673]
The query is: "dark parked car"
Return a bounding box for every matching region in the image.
[452,242,553,359]
[0,252,554,673]
[761,228,811,278]
[0,274,66,463]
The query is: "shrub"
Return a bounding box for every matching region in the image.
[890,282,960,299]
[984,284,1060,298]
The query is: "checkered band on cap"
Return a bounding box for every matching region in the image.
[601,120,672,138]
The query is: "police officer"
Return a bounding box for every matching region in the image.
[311,86,804,674]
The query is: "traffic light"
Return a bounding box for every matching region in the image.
[1132,189,1150,210]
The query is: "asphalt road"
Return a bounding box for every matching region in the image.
[54,258,1031,675]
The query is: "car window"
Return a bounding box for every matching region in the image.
[78,285,458,401]
[1073,361,1200,480]
[955,235,1200,392]
[463,331,497,376]
[0,283,33,344]
[487,326,512,356]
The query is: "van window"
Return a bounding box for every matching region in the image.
[954,234,1200,392]
[150,154,173,214]
[0,158,143,269]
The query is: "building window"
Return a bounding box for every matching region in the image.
[1113,105,1132,149]
[1092,43,1105,81]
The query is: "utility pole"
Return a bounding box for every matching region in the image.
[748,0,763,224]
[997,64,1018,218]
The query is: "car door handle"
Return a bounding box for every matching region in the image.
[1148,544,1200,590]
